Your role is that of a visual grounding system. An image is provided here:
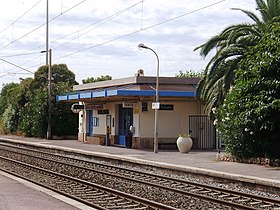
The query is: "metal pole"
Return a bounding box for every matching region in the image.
[47,49,52,139]
[138,43,159,153]
[46,0,49,65]
[83,102,86,142]
[152,49,159,153]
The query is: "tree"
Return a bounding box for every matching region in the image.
[0,64,78,137]
[175,70,203,78]
[33,64,78,137]
[0,83,21,133]
[216,18,280,159]
[0,83,20,116]
[195,0,280,113]
[82,75,112,84]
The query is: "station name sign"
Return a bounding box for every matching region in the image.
[152,103,174,110]
[71,103,84,113]
[71,103,104,113]
[123,103,134,108]
[85,104,103,110]
[159,104,174,110]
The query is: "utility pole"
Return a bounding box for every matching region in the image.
[47,49,52,139]
[45,0,51,139]
[46,0,49,65]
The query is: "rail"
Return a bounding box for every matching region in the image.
[0,142,279,209]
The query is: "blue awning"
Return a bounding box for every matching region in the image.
[57,89,196,101]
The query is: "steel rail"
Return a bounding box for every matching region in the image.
[0,155,177,210]
[0,142,279,209]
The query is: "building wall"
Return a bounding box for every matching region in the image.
[133,102,140,137]
[88,103,117,136]
[80,99,204,148]
[139,100,203,138]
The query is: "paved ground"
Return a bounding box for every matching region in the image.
[0,134,279,209]
[0,171,94,210]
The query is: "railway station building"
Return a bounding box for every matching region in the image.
[56,71,216,149]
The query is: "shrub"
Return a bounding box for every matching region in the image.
[216,18,280,159]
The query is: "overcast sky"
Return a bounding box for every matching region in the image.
[0,0,257,88]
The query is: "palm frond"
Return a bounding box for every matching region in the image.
[194,35,227,57]
[232,8,261,25]
[256,0,280,22]
[194,0,280,113]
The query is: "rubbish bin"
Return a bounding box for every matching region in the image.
[125,133,132,148]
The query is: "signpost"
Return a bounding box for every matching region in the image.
[152,102,160,110]
[71,103,84,113]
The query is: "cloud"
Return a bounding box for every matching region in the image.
[0,0,257,88]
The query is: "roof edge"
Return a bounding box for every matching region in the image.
[73,76,200,91]
[73,76,137,91]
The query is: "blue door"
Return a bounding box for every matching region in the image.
[118,105,133,146]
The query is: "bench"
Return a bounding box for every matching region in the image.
[158,142,177,149]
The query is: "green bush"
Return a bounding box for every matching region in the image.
[0,64,78,138]
[216,18,280,159]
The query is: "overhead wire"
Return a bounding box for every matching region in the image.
[0,58,34,75]
[0,52,39,58]
[0,0,87,51]
[0,0,43,35]
[56,0,226,60]
[4,0,145,58]
[0,0,146,75]
[0,0,87,76]
[1,0,226,78]
[52,0,145,50]
[48,0,86,23]
[1,52,45,77]
[142,0,226,30]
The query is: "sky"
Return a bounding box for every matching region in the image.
[0,0,257,89]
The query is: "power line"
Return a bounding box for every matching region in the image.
[0,0,43,35]
[52,0,144,49]
[49,0,86,23]
[56,0,226,60]
[1,0,227,78]
[0,22,46,51]
[9,0,145,58]
[56,30,142,60]
[0,58,34,75]
[0,0,145,72]
[0,72,31,78]
[143,0,226,30]
[0,51,39,58]
[1,53,44,76]
[0,0,87,52]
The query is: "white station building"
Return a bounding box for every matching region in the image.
[57,71,216,149]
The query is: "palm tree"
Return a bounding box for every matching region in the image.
[195,0,280,114]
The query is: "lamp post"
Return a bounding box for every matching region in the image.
[41,49,52,140]
[138,43,159,153]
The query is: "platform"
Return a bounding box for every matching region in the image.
[0,134,279,189]
[0,171,95,210]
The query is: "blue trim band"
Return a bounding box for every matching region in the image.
[57,90,196,101]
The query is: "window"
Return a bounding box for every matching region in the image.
[93,117,99,127]
[142,101,148,112]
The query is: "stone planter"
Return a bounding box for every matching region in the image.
[177,136,193,153]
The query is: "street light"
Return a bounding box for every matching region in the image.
[138,43,160,153]
[41,49,52,140]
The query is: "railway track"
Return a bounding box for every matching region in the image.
[0,142,279,209]
[0,155,176,210]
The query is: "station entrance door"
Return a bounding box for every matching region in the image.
[118,105,133,146]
